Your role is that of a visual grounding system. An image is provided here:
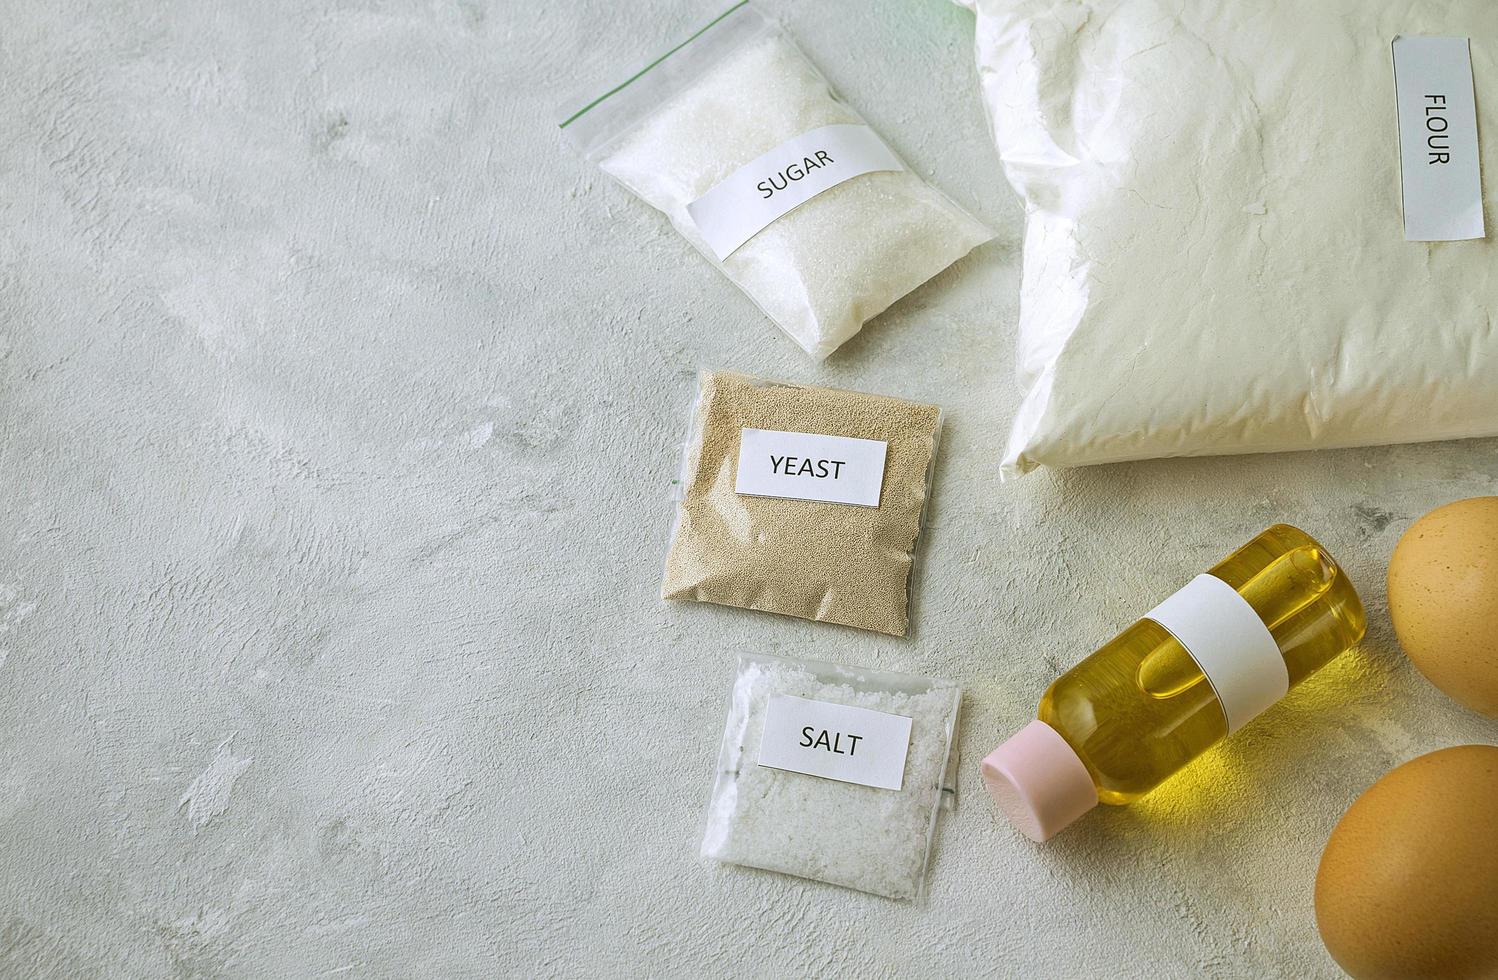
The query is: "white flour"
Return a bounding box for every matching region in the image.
[962,0,1498,475]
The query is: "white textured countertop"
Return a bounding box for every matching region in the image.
[1,0,1494,975]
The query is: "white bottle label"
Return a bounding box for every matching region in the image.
[1144,573,1288,734]
[686,124,905,260]
[1392,36,1485,242]
[734,428,887,507]
[757,694,913,791]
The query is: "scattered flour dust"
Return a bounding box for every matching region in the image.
[0,583,37,667]
[180,738,254,832]
[466,421,494,448]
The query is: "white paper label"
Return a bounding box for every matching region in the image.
[1145,573,1289,734]
[757,695,913,791]
[1393,36,1485,242]
[686,124,905,260]
[734,428,887,507]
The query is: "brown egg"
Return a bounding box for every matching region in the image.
[1387,497,1498,717]
[1315,745,1498,979]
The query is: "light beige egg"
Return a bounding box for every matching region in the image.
[1315,745,1498,979]
[1387,496,1498,717]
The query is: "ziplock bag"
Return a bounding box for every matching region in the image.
[561,2,991,360]
[701,653,962,900]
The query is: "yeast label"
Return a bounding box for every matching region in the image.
[1393,36,1485,241]
[687,124,905,260]
[757,694,913,791]
[734,428,887,507]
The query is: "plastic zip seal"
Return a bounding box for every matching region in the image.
[559,4,991,359]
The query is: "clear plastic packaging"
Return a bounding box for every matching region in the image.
[561,2,991,360]
[661,370,942,636]
[958,0,1498,475]
[702,653,962,900]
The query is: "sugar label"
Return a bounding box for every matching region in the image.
[734,428,887,507]
[1392,36,1485,241]
[757,695,912,791]
[686,124,905,260]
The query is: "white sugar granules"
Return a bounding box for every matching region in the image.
[702,654,961,900]
[564,4,990,360]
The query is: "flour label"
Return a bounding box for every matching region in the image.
[687,124,905,260]
[1393,36,1485,241]
[734,428,887,507]
[757,695,912,791]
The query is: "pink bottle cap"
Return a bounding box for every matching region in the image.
[981,720,1099,842]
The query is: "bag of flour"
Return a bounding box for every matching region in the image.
[561,3,991,360]
[959,0,1498,475]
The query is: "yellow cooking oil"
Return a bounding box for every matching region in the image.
[1038,524,1366,805]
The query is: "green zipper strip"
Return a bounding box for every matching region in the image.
[560,0,750,129]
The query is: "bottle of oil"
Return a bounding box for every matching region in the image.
[982,525,1366,842]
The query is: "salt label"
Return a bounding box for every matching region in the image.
[686,124,905,260]
[757,695,912,791]
[734,428,887,507]
[1392,36,1485,241]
